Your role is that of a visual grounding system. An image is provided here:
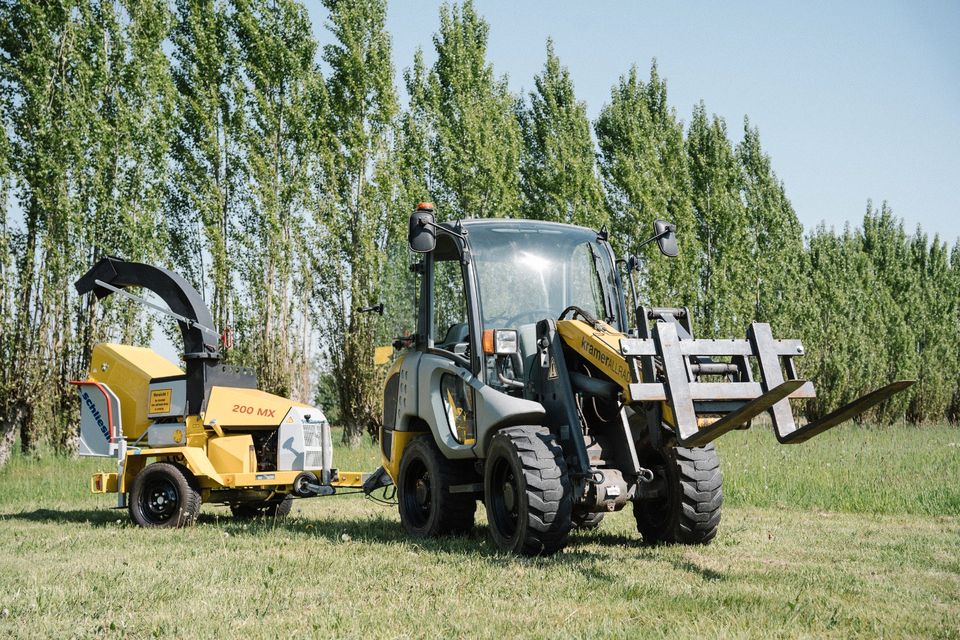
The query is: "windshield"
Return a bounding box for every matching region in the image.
[466,222,620,331]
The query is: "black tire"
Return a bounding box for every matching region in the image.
[397,436,476,537]
[572,510,605,530]
[129,462,202,528]
[230,494,294,520]
[484,426,572,556]
[634,444,722,545]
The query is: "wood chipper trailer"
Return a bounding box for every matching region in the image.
[73,257,372,527]
[372,204,915,555]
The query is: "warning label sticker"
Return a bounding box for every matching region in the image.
[149,389,172,414]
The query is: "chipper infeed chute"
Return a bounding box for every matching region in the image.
[563,306,914,448]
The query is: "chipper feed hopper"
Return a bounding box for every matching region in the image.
[375,204,914,555]
[73,257,368,527]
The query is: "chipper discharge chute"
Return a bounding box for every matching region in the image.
[372,204,914,555]
[73,257,374,527]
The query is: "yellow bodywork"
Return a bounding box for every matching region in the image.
[556,319,634,397]
[374,345,394,366]
[207,434,255,474]
[557,318,678,426]
[87,343,184,440]
[381,430,422,484]
[378,354,426,483]
[81,345,362,501]
[204,386,312,428]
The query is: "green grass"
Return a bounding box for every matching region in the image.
[0,425,958,638]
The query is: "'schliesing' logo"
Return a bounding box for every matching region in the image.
[81,391,110,441]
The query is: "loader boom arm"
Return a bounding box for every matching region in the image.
[556,314,912,447]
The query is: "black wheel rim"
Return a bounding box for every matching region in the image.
[401,459,432,528]
[489,456,519,539]
[140,477,179,524]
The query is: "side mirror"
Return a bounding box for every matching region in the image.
[653,219,678,257]
[408,204,437,253]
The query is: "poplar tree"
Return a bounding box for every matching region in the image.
[859,204,917,422]
[74,0,173,367]
[686,102,749,337]
[169,0,245,337]
[1,1,175,457]
[595,62,700,314]
[1,1,90,452]
[317,0,399,444]
[0,90,14,463]
[950,240,960,422]
[232,0,321,399]
[905,229,955,423]
[799,224,885,420]
[405,0,521,219]
[735,118,804,333]
[518,39,604,227]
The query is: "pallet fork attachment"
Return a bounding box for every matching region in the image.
[620,318,914,447]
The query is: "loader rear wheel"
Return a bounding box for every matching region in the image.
[397,436,476,537]
[484,426,572,556]
[230,494,294,520]
[634,444,722,545]
[129,462,201,528]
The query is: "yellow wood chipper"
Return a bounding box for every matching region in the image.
[73,257,371,527]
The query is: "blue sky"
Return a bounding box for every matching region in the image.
[308,1,960,244]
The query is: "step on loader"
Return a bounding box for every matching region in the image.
[373,203,913,555]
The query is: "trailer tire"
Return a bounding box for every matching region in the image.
[572,510,605,530]
[230,494,294,520]
[129,462,202,528]
[634,444,722,545]
[397,436,476,537]
[484,426,572,556]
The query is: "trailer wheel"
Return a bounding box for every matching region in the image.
[230,494,294,520]
[634,444,722,545]
[484,426,572,556]
[572,510,605,530]
[397,436,476,537]
[128,462,202,528]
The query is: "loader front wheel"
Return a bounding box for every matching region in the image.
[397,436,476,537]
[484,426,572,556]
[129,462,201,528]
[634,444,722,545]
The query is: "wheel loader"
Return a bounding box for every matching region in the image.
[377,203,913,555]
[72,257,369,527]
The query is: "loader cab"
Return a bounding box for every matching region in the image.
[407,206,627,394]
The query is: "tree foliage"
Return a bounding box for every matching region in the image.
[169,0,244,335]
[405,0,521,220]
[316,0,399,444]
[595,63,700,309]
[232,0,320,399]
[518,39,604,228]
[0,1,957,468]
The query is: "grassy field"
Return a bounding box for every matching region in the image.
[0,425,958,639]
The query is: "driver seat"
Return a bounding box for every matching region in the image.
[438,322,469,352]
